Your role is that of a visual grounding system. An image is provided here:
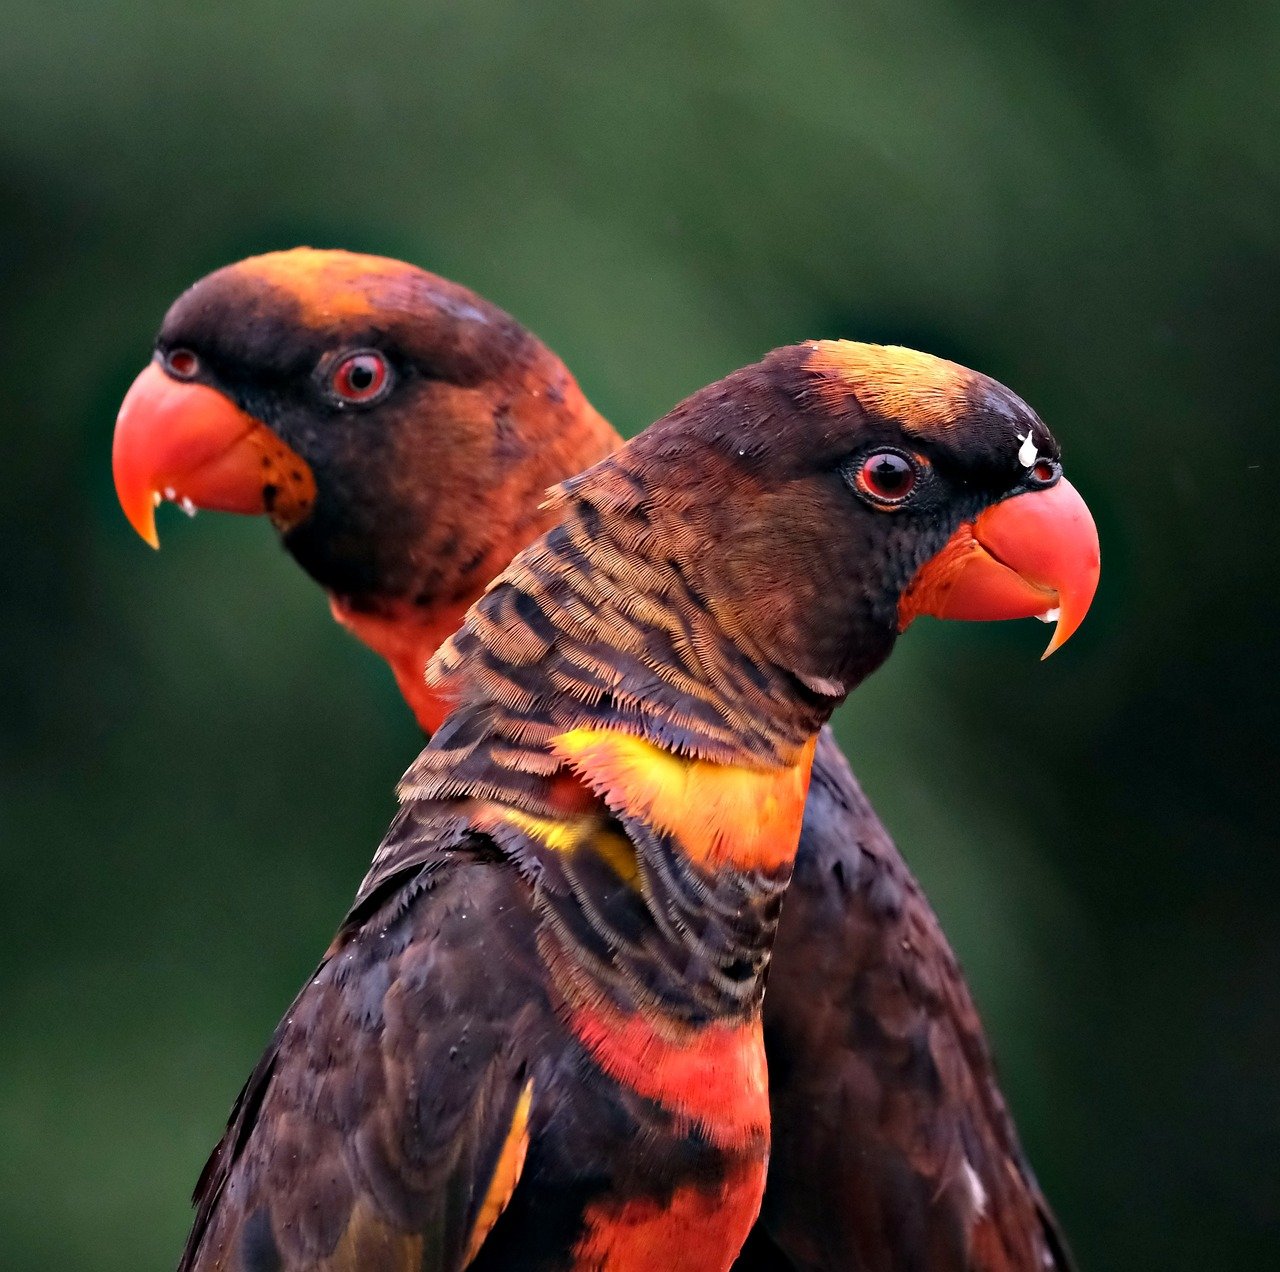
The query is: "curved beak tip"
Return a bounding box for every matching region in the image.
[1041,622,1069,661]
[135,511,162,551]
[115,462,162,549]
[112,433,161,548]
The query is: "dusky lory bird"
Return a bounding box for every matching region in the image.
[113,252,1099,1271]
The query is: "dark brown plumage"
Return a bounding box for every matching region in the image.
[113,252,1095,1270]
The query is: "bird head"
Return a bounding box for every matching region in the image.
[558,339,1099,703]
[111,248,615,611]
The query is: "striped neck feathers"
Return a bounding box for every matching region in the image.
[399,472,836,851]
[382,480,834,1021]
[423,468,843,768]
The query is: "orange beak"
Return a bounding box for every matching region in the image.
[112,362,316,548]
[898,477,1100,658]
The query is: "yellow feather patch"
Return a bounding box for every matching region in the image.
[235,247,413,324]
[551,729,817,873]
[500,808,639,886]
[806,340,980,434]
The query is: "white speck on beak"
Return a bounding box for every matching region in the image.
[1017,431,1039,469]
[1037,607,1060,625]
[162,485,177,500]
[178,497,197,517]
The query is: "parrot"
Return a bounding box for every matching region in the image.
[113,252,1097,1270]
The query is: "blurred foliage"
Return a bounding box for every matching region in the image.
[2,2,1278,1268]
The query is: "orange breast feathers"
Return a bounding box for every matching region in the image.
[573,1156,767,1272]
[550,728,818,874]
[567,995,769,1149]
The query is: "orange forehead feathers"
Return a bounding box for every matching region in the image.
[231,247,423,325]
[805,340,985,435]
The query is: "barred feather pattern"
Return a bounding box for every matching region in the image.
[363,469,830,1026]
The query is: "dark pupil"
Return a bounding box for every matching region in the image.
[348,361,375,390]
[869,455,910,493]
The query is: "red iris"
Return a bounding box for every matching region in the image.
[165,348,199,379]
[857,451,917,503]
[331,352,388,403]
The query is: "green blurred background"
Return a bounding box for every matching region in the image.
[3,2,1277,1268]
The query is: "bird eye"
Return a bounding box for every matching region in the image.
[855,450,918,505]
[165,348,199,380]
[1031,458,1058,484]
[330,351,389,404]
